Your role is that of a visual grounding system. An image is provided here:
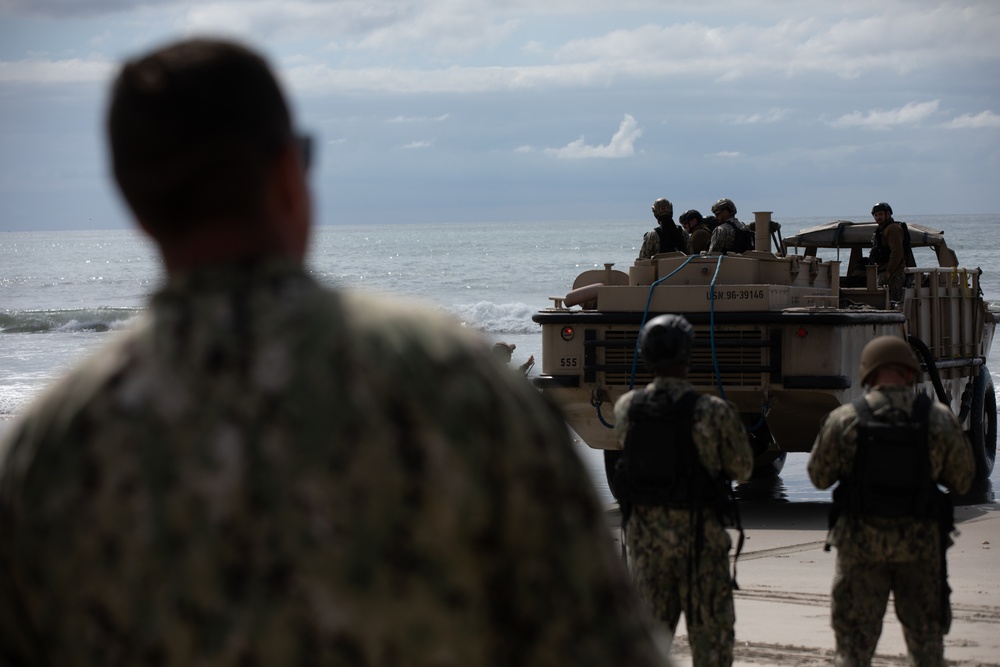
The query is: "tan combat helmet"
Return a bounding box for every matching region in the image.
[711,198,737,216]
[858,336,920,385]
[651,198,673,218]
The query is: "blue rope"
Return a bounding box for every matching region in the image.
[599,254,771,437]
[595,255,699,430]
[709,255,726,401]
[627,255,698,390]
[595,400,615,428]
[706,256,770,434]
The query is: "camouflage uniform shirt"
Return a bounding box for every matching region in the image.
[639,226,690,260]
[808,385,973,561]
[0,260,669,667]
[707,218,747,254]
[614,377,752,666]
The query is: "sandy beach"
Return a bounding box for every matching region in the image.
[607,501,1000,666]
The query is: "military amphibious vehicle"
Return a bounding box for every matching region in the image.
[531,213,998,481]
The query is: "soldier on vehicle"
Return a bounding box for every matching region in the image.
[808,336,973,667]
[612,314,752,667]
[869,202,916,302]
[708,198,753,255]
[640,198,689,259]
[679,209,711,254]
[0,38,672,666]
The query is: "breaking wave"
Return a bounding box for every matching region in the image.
[0,308,142,334]
[448,301,539,335]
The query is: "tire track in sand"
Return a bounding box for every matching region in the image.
[670,638,1000,666]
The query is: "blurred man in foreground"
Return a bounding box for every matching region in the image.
[0,38,669,666]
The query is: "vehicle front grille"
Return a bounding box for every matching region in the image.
[598,327,772,387]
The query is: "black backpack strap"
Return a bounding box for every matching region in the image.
[654,225,668,253]
[682,391,746,597]
[825,395,873,551]
[654,223,685,254]
[909,391,957,628]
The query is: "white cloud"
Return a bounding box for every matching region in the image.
[829,100,941,130]
[388,113,450,123]
[542,114,643,159]
[0,57,115,84]
[401,140,432,149]
[712,151,742,158]
[942,110,1000,130]
[727,109,791,125]
[4,3,998,97]
[174,1,522,57]
[541,5,1000,82]
[285,61,619,95]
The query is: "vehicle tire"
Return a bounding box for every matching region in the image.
[604,449,622,499]
[967,366,997,481]
[752,451,787,478]
[747,423,786,478]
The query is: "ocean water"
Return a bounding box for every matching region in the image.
[3,215,1000,503]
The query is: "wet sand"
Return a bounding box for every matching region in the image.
[607,501,1000,667]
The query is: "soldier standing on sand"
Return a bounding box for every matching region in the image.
[640,198,689,259]
[679,209,711,254]
[808,336,973,667]
[612,314,752,667]
[869,202,915,302]
[0,38,672,667]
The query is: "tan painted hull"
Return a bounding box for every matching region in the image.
[532,216,997,467]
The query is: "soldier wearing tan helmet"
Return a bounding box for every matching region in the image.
[638,198,688,259]
[707,198,753,255]
[808,336,973,666]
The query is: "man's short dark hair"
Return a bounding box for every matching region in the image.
[107,39,293,237]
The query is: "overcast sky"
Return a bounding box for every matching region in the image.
[1,0,998,231]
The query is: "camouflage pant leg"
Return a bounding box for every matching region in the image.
[877,269,906,302]
[626,519,734,667]
[685,543,735,667]
[891,561,946,667]
[627,529,684,636]
[832,558,892,667]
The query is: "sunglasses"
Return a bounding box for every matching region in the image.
[295,134,313,171]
